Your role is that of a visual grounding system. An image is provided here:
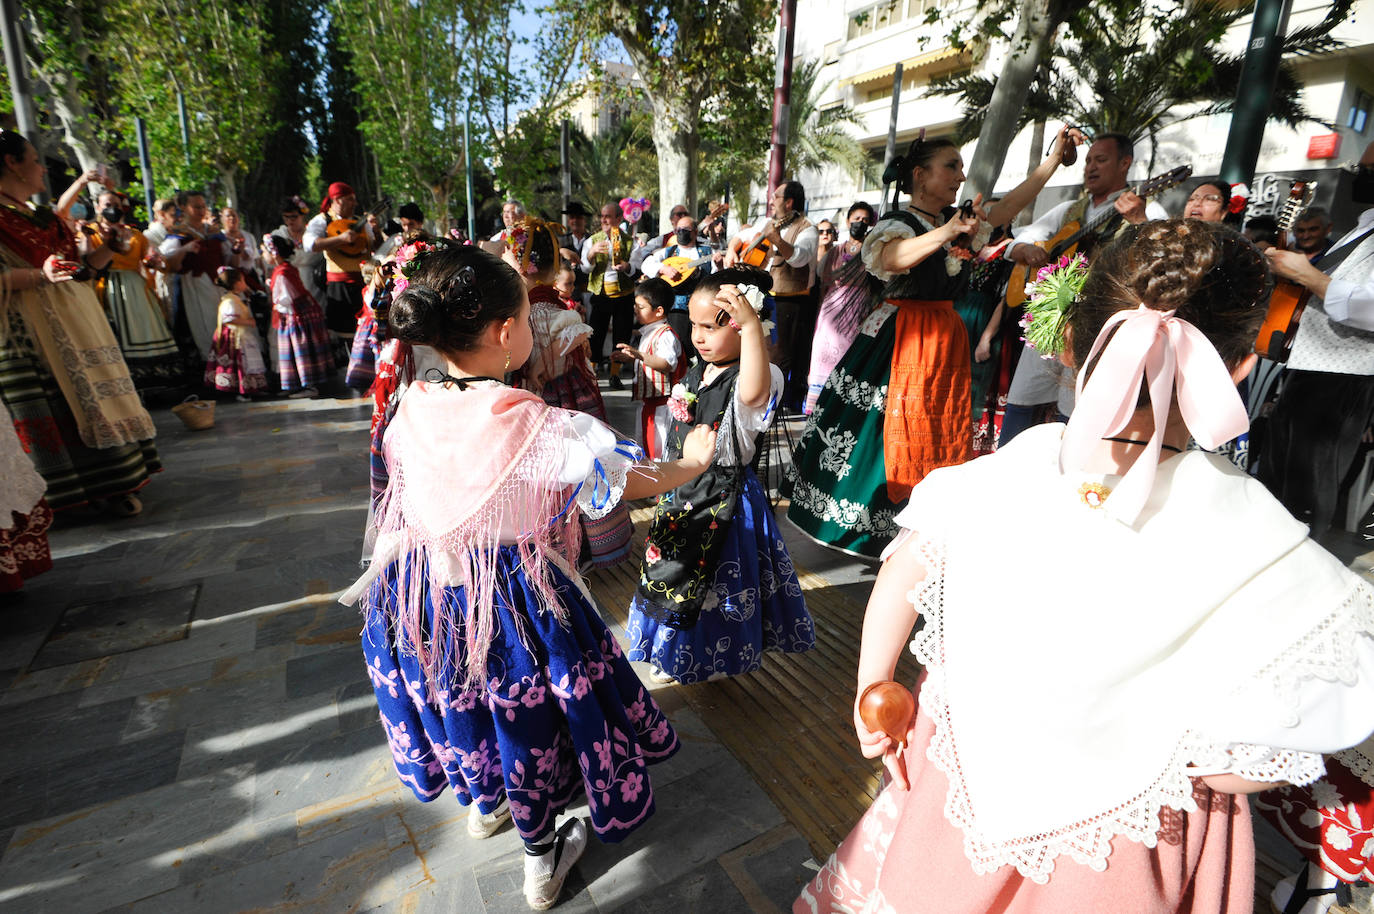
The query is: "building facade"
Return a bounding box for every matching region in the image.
[776,0,1374,235]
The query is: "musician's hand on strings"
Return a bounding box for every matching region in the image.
[713,251,726,267]
[1010,244,1049,269]
[1115,190,1147,224]
[660,265,681,282]
[1265,248,1323,286]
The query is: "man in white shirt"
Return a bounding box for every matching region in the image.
[303,181,380,349]
[640,214,718,362]
[489,199,525,242]
[1000,134,1170,444]
[1258,140,1374,540]
[729,181,819,412]
[630,204,690,273]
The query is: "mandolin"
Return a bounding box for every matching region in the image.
[1005,165,1194,307]
[1253,180,1318,362]
[325,195,392,258]
[660,202,729,285]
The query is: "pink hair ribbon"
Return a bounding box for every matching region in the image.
[1059,305,1249,524]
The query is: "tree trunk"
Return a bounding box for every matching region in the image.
[1018,119,1046,226]
[648,100,699,234]
[963,0,1066,202]
[217,168,240,209]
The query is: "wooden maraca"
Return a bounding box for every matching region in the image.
[858,680,916,746]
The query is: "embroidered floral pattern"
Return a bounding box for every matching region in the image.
[817,428,858,480]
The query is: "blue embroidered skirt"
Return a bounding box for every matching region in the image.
[625,472,814,682]
[361,545,678,842]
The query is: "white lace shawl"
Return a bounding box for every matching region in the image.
[886,422,1374,883]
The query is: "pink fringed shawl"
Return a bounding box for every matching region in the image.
[349,381,582,686]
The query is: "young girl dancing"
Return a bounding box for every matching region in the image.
[797,221,1374,913]
[261,234,331,398]
[625,268,814,684]
[206,267,268,397]
[341,243,718,910]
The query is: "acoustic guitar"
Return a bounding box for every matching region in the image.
[1005,165,1194,307]
[325,195,393,258]
[660,202,729,286]
[1253,180,1318,362]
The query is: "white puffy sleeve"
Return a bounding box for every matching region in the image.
[860,217,917,282]
[728,363,784,464]
[557,411,644,519]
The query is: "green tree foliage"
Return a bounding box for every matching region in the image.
[238,0,331,229]
[556,0,777,230]
[103,0,283,205]
[930,0,1353,185]
[334,0,583,231]
[784,57,870,182]
[566,114,657,214]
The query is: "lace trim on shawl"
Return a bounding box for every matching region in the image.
[573,434,638,521]
[354,406,580,689]
[906,532,1374,884]
[1336,740,1374,788]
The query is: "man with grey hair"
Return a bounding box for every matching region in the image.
[1293,206,1335,263]
[489,199,526,242]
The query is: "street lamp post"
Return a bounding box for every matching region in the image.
[766,0,799,199]
[1218,0,1293,188]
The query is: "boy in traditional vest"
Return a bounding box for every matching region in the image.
[615,278,684,459]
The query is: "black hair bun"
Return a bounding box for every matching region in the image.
[389,284,446,347]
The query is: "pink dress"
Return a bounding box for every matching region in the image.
[805,244,866,415]
[795,674,1254,914]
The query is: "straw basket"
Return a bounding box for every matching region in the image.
[171,395,216,431]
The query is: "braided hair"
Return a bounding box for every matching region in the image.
[1072,220,1269,381]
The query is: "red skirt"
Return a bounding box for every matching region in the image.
[0,500,53,592]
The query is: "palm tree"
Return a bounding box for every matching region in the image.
[567,114,657,212]
[930,0,1352,170]
[784,58,873,182]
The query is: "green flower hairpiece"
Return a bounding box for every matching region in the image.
[1019,253,1090,359]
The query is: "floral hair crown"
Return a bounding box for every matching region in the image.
[1019,253,1089,359]
[504,216,566,276]
[391,239,483,320]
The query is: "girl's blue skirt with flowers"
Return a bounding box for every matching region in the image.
[361,545,678,843]
[625,472,814,682]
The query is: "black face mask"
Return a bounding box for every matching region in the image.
[101,205,124,224]
[1354,165,1374,206]
[848,221,870,241]
[675,228,694,245]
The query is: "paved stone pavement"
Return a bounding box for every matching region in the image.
[3,382,1372,913]
[0,387,829,914]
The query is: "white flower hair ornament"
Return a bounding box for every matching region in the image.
[734,283,776,336]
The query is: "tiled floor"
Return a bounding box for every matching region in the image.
[0,393,811,913]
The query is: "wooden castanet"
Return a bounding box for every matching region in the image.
[858,680,916,745]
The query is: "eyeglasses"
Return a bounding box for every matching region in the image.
[1187,194,1224,204]
[818,228,837,236]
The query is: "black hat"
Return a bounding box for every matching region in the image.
[561,201,592,218]
[398,201,424,222]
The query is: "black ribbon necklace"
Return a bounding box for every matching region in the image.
[1103,435,1182,454]
[423,368,504,390]
[907,202,941,222]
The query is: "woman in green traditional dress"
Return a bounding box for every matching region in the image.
[784,128,1078,558]
[0,132,160,517]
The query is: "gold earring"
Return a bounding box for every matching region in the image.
[503,350,511,371]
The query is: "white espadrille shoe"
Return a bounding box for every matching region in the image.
[466,797,511,839]
[523,817,588,910]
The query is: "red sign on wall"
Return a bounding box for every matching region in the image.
[1307,133,1342,160]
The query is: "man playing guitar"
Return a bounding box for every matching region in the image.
[304,181,382,350]
[640,213,719,361]
[727,180,819,412]
[999,132,1169,444]
[1258,139,1374,541]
